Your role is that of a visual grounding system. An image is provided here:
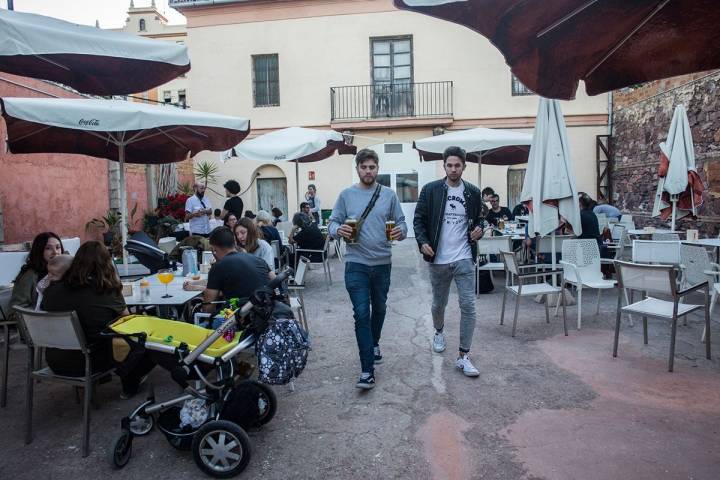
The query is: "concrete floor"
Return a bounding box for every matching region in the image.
[1,239,719,479]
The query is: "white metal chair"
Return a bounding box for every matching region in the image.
[620,214,633,223]
[289,257,309,332]
[652,232,680,241]
[679,244,720,342]
[595,213,609,231]
[610,223,626,243]
[556,240,617,329]
[613,261,711,372]
[476,235,512,286]
[500,250,568,337]
[632,240,681,265]
[0,251,28,407]
[14,306,114,457]
[295,234,332,289]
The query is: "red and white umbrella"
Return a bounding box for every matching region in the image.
[0,8,190,95]
[1,97,250,264]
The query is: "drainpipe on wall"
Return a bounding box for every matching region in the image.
[607,91,613,137]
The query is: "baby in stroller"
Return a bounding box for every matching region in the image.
[107,268,303,478]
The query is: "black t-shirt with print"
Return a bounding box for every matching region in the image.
[485,207,513,226]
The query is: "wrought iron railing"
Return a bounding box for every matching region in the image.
[330,81,453,122]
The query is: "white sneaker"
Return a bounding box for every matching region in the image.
[432,332,446,353]
[456,354,480,377]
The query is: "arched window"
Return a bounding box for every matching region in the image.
[139,19,146,31]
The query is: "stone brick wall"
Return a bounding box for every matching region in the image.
[611,70,720,236]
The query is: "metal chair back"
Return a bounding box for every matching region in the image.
[562,239,603,284]
[615,261,677,296]
[14,307,86,352]
[500,250,520,277]
[477,236,512,256]
[632,240,681,265]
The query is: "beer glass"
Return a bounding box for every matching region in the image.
[345,218,358,244]
[385,220,395,245]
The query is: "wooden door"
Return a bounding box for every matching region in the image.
[257,178,288,219]
[507,169,526,210]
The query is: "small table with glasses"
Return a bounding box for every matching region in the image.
[123,270,207,318]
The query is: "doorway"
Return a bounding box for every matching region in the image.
[257,177,288,220]
[507,168,526,211]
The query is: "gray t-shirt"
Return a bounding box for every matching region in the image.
[329,184,407,266]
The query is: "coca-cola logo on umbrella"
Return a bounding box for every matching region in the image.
[78,118,100,127]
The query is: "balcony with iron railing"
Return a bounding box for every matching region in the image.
[330,81,453,123]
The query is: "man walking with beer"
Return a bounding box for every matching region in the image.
[414,146,485,377]
[329,148,407,389]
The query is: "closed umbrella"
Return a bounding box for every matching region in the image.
[1,97,250,265]
[394,0,720,100]
[0,8,190,95]
[652,105,704,231]
[521,98,581,271]
[412,126,532,187]
[228,127,356,209]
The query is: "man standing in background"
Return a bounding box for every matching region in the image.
[185,183,213,237]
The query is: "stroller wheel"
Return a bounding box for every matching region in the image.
[109,430,133,469]
[192,420,252,478]
[129,413,155,436]
[241,380,277,426]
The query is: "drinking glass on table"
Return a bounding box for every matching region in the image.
[157,269,174,298]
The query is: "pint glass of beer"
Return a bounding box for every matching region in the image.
[345,218,358,243]
[385,220,395,243]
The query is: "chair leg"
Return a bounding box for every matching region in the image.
[82,360,91,457]
[500,289,507,325]
[544,294,550,324]
[1,323,9,408]
[668,316,678,372]
[613,293,622,357]
[511,295,521,337]
[299,291,308,332]
[25,347,34,445]
[326,258,332,284]
[561,284,568,336]
[623,289,635,327]
[642,316,648,345]
[596,289,602,316]
[576,287,583,330]
[705,288,712,360]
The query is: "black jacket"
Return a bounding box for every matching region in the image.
[414,179,487,263]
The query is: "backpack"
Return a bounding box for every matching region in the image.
[255,316,310,385]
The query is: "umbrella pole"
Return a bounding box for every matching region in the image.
[295,161,300,213]
[671,195,677,232]
[551,231,557,287]
[477,153,483,188]
[118,142,129,272]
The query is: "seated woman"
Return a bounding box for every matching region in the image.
[234,218,275,273]
[271,207,284,226]
[289,212,325,263]
[9,232,64,318]
[41,241,147,396]
[223,212,238,230]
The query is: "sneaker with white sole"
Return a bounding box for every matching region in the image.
[356,373,375,390]
[455,354,480,377]
[432,331,446,353]
[373,346,383,364]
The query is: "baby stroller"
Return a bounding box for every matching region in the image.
[107,269,293,478]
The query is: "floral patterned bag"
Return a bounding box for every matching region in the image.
[256,316,309,385]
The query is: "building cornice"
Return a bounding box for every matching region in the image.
[173,0,396,28]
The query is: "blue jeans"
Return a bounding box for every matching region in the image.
[345,262,392,374]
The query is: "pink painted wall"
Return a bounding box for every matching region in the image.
[0,74,112,244]
[125,168,150,232]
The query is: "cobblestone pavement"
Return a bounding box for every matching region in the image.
[1,239,719,479]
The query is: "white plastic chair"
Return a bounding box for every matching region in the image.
[556,240,617,329]
[61,237,81,255]
[14,306,114,457]
[613,261,711,372]
[289,257,309,332]
[595,213,609,231]
[620,214,633,223]
[500,250,568,337]
[679,244,720,342]
[294,234,332,289]
[476,235,512,286]
[652,232,680,241]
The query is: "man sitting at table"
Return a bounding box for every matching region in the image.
[485,194,513,227]
[201,227,270,312]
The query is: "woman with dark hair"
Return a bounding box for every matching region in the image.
[271,207,284,226]
[223,212,238,230]
[9,232,64,315]
[234,218,275,271]
[41,241,143,396]
[289,212,325,263]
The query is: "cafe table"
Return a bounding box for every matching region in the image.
[123,271,206,318]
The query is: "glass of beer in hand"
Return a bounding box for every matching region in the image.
[345,218,358,244]
[385,220,395,245]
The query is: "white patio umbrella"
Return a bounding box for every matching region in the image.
[0,8,190,95]
[1,97,250,265]
[228,127,356,209]
[652,105,704,231]
[413,127,532,187]
[521,98,581,272]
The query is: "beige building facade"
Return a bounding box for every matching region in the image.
[171,0,609,231]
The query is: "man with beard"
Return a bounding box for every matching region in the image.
[328,148,407,389]
[414,146,485,377]
[185,182,213,237]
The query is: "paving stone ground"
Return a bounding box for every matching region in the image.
[1,239,718,479]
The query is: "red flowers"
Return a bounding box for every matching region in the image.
[158,193,190,220]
